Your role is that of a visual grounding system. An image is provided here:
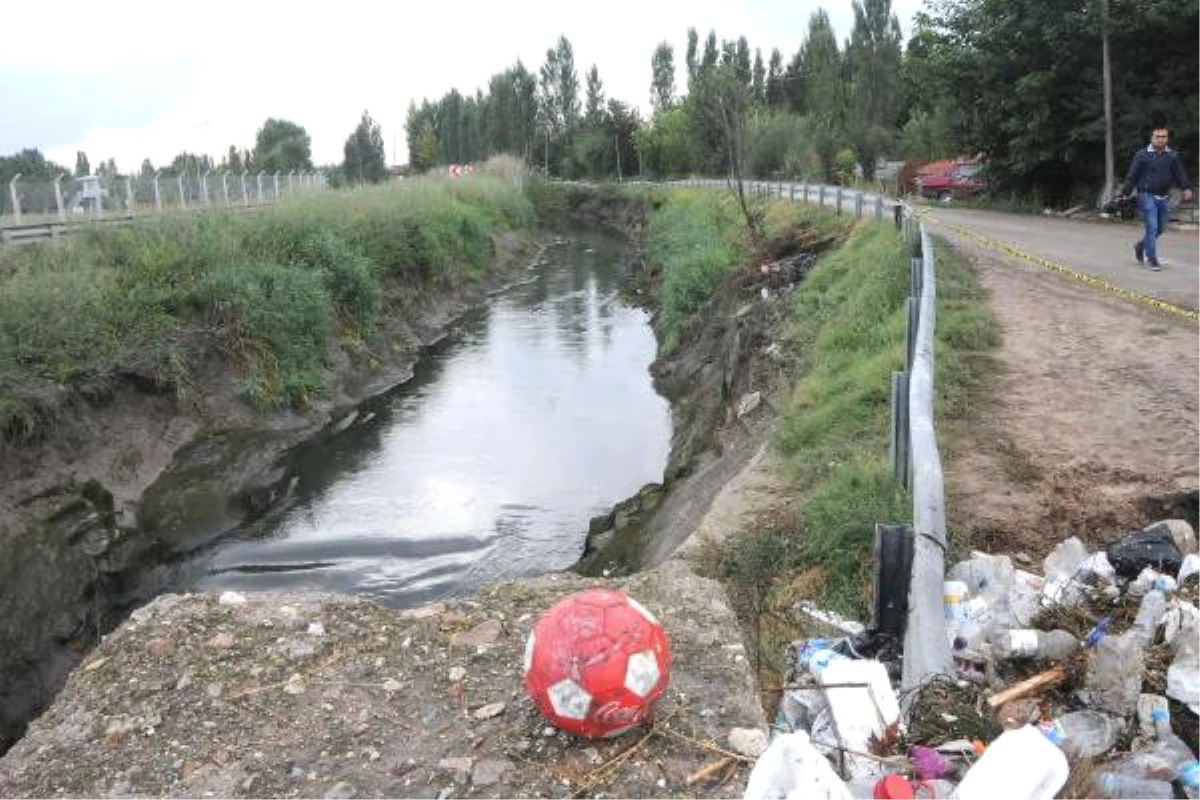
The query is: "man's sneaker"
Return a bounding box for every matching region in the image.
[1148,261,1162,271]
[1134,241,1144,264]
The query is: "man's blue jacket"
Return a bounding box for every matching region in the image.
[1120,146,1194,197]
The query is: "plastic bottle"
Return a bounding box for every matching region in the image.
[1131,586,1169,645]
[1112,708,1200,793]
[1091,586,1170,716]
[1090,771,1174,799]
[989,629,1079,661]
[1037,709,1123,758]
[1150,707,1200,792]
[1167,604,1199,710]
[792,638,848,677]
[952,725,1069,800]
[1086,629,1147,715]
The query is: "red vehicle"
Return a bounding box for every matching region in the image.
[915,158,987,200]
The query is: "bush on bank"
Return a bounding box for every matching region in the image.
[0,159,536,435]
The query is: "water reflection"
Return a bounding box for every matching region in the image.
[188,234,670,606]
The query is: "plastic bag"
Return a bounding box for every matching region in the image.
[743,731,853,800]
[1106,529,1183,580]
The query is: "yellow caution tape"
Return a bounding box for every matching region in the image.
[918,209,1199,322]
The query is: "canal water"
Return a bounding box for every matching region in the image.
[183,233,671,607]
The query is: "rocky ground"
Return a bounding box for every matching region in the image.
[0,560,766,799]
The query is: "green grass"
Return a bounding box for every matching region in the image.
[643,190,752,350]
[0,161,536,434]
[712,217,1000,622]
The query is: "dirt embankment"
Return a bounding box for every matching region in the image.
[930,228,1199,560]
[0,187,650,757]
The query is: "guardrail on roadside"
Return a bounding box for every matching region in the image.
[677,176,951,688]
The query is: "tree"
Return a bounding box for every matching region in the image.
[0,148,69,184]
[74,151,90,177]
[798,10,846,182]
[540,36,581,134]
[685,28,699,92]
[693,60,763,241]
[751,49,766,106]
[906,0,1197,203]
[637,107,695,177]
[343,111,387,184]
[844,0,904,179]
[650,42,676,113]
[252,118,313,174]
[584,65,606,126]
[223,145,243,173]
[539,36,581,176]
[766,49,787,108]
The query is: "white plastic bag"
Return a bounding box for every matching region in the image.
[743,731,853,800]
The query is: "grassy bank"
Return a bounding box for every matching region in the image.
[0,159,537,438]
[636,190,1001,679]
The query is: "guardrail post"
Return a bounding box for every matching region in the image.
[53,174,65,221]
[818,185,825,209]
[835,186,843,214]
[876,196,885,223]
[241,170,250,206]
[802,180,808,202]
[177,174,187,211]
[855,191,864,219]
[154,172,162,212]
[124,176,134,213]
[8,174,21,225]
[889,370,911,487]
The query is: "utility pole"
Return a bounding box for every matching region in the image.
[614,133,622,182]
[1102,0,1115,199]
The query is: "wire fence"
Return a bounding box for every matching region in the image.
[1,171,327,228]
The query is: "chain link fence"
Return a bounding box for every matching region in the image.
[2,171,327,227]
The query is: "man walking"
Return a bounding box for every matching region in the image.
[1119,126,1194,270]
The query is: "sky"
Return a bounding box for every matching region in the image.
[0,0,925,173]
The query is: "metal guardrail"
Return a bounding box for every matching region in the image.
[677,175,951,687]
[899,224,952,687]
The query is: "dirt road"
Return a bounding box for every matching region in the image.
[923,206,1198,559]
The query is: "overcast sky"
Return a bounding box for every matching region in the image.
[1,0,925,172]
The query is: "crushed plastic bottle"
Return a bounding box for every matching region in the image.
[1036,709,1122,759]
[1167,603,1200,712]
[1086,628,1146,715]
[1085,578,1174,714]
[990,629,1079,661]
[1090,771,1174,799]
[1111,708,1200,794]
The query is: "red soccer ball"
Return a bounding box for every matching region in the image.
[523,588,671,738]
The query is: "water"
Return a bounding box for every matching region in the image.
[185,234,671,607]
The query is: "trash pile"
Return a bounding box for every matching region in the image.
[746,519,1200,799]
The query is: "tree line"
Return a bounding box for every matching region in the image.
[4,0,1193,205]
[401,0,1195,204]
[1,114,387,190]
